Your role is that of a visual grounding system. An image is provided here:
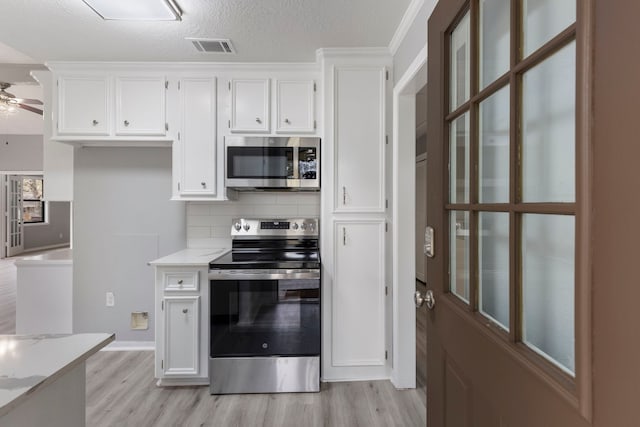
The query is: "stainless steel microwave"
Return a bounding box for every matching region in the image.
[225,137,320,191]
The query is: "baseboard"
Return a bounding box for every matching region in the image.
[20,243,70,255]
[101,341,155,351]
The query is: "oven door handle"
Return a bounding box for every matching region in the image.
[208,269,320,281]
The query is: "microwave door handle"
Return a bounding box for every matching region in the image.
[292,146,299,181]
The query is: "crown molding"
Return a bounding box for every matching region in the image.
[388,0,425,56]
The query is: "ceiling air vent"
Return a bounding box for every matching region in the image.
[187,38,236,54]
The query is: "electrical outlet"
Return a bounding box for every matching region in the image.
[106,292,115,307]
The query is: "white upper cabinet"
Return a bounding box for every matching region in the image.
[176,77,217,198]
[334,67,386,213]
[57,76,109,135]
[54,73,168,143]
[115,76,166,136]
[276,80,315,133]
[230,79,270,133]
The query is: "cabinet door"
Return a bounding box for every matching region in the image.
[334,67,386,213]
[177,77,217,197]
[163,296,200,376]
[230,79,270,133]
[115,76,166,136]
[276,80,315,133]
[57,76,109,135]
[332,221,385,367]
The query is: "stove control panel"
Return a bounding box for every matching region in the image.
[231,218,319,237]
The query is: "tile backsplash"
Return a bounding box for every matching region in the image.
[187,192,320,248]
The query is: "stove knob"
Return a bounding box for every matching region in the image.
[301,223,307,231]
[243,223,251,231]
[292,223,299,230]
[234,222,242,231]
[308,222,315,231]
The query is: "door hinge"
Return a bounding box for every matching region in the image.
[385,350,388,360]
[161,360,164,369]
[177,132,181,140]
[161,300,164,310]
[385,222,388,232]
[385,286,388,296]
[228,81,231,91]
[385,199,388,209]
[314,120,317,130]
[165,81,168,89]
[385,135,389,145]
[228,120,231,129]
[165,123,169,131]
[177,182,180,192]
[313,82,317,92]
[385,70,389,81]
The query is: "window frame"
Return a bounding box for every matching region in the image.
[21,175,46,225]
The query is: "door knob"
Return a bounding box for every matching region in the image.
[415,290,435,310]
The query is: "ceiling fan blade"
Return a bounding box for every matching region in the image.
[14,98,43,105]
[1,90,16,98]
[17,103,43,115]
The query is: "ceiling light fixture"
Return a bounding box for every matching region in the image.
[83,0,182,21]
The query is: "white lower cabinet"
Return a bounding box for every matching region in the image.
[155,266,209,386]
[163,296,199,376]
[331,220,386,367]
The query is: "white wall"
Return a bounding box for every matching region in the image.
[186,193,320,248]
[0,134,42,171]
[73,147,185,342]
[392,1,437,85]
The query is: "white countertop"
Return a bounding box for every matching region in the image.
[14,248,73,266]
[0,333,114,417]
[148,248,230,266]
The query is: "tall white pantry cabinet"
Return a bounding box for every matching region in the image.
[319,49,392,381]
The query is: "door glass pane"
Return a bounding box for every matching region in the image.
[522,214,575,376]
[449,211,470,303]
[450,11,471,111]
[522,41,575,203]
[523,0,576,57]
[479,212,510,330]
[480,0,510,89]
[449,113,470,203]
[479,85,510,203]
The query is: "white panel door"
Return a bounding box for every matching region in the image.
[164,296,200,376]
[332,220,385,366]
[276,80,315,133]
[178,77,217,197]
[6,176,24,257]
[334,67,385,213]
[115,76,166,136]
[57,76,109,135]
[230,79,270,133]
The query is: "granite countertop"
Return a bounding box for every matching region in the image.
[14,248,73,266]
[148,248,230,267]
[0,333,114,417]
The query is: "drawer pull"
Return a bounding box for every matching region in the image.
[182,308,188,314]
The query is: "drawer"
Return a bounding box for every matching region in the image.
[164,271,199,292]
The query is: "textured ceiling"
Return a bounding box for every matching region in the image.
[0,0,411,63]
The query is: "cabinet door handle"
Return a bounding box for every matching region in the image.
[92,119,99,126]
[201,182,206,188]
[284,118,291,124]
[255,117,262,124]
[182,308,188,314]
[177,279,183,285]
[124,120,130,127]
[343,227,346,246]
[342,186,346,205]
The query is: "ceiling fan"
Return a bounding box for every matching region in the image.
[0,82,43,115]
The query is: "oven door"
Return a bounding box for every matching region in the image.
[209,270,320,358]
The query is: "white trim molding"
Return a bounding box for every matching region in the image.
[389,0,426,55]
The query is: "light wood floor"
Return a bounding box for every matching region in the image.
[86,351,427,427]
[0,254,18,334]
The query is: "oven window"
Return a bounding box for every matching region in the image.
[227,147,294,179]
[210,279,320,357]
[298,147,317,180]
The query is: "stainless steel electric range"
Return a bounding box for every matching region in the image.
[208,218,320,394]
